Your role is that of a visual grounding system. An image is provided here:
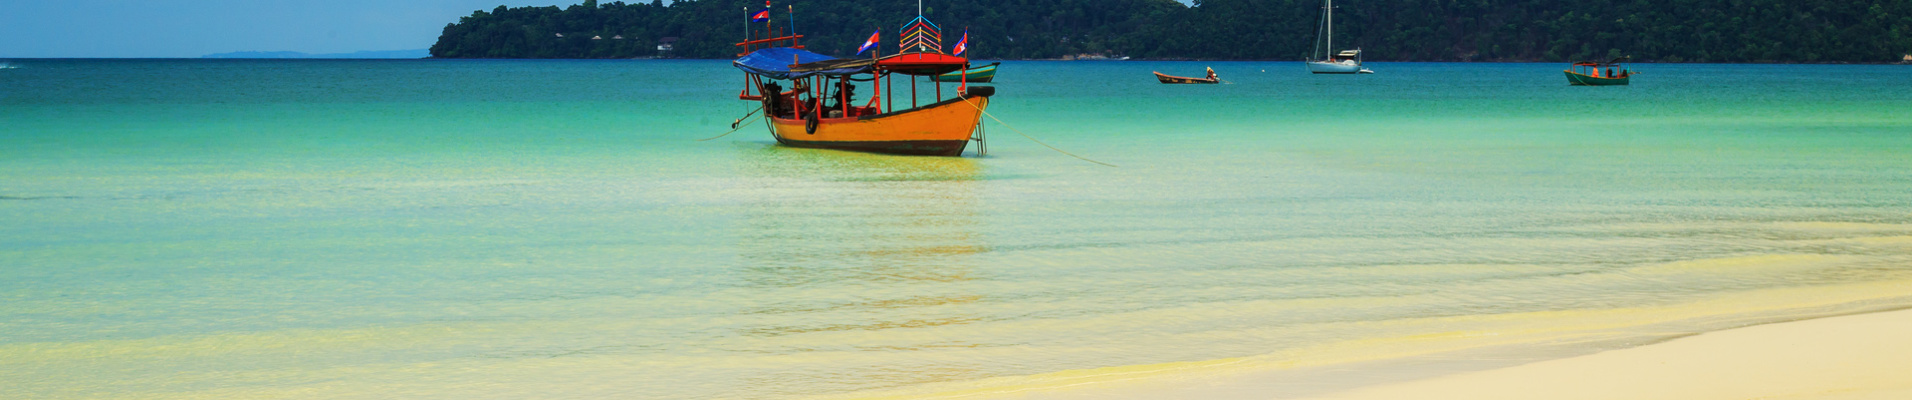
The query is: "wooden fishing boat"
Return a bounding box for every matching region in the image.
[732,7,991,157]
[1565,56,1635,86]
[764,89,990,156]
[1154,68,1218,84]
[931,62,997,82]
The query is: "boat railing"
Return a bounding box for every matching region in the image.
[734,34,804,56]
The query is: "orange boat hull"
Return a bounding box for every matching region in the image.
[768,96,989,156]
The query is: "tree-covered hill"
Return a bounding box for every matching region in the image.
[430,0,1912,63]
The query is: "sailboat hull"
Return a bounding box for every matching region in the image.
[1306,61,1366,74]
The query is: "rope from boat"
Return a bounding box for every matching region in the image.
[698,105,765,141]
[731,104,764,129]
[957,95,1117,167]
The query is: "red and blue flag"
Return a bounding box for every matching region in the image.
[856,30,880,55]
[951,29,969,56]
[750,2,770,22]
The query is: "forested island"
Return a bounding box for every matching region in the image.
[430,0,1912,63]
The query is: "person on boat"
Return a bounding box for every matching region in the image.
[824,79,856,118]
[785,79,812,117]
[761,82,786,117]
[1205,67,1217,81]
[841,84,857,115]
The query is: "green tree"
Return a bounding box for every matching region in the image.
[429,0,1912,62]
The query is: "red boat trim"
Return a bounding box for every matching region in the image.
[850,94,988,121]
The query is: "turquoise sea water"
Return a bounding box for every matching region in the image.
[3,59,1911,399]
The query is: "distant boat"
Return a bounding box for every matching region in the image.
[1154,68,1219,84]
[1305,0,1373,74]
[1565,56,1635,86]
[931,62,997,83]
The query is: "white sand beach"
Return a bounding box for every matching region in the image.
[1302,308,1912,400]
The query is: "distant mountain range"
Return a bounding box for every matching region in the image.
[201,49,429,59]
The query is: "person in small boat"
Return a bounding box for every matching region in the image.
[1205,67,1217,81]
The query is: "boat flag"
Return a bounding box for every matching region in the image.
[750,2,770,22]
[951,29,969,56]
[856,29,880,55]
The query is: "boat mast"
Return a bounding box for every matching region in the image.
[1326,0,1332,54]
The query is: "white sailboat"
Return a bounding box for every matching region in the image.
[1305,0,1373,74]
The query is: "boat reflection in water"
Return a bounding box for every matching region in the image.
[724,146,991,393]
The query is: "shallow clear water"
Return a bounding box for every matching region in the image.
[3,59,1911,399]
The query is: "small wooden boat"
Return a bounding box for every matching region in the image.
[931,62,997,83]
[1565,56,1635,86]
[1154,68,1218,84]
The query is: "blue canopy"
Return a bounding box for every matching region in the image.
[733,47,871,80]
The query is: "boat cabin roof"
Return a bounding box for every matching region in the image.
[875,52,969,76]
[1336,50,1361,57]
[734,47,850,80]
[737,48,970,80]
[1572,56,1631,67]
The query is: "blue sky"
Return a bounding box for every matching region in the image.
[0,1,567,58]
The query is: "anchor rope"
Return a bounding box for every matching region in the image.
[698,105,764,142]
[958,95,1117,167]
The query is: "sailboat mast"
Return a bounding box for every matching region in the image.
[1326,0,1333,53]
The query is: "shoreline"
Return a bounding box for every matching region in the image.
[843,279,1912,400]
[1301,307,1912,399]
[957,306,1912,400]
